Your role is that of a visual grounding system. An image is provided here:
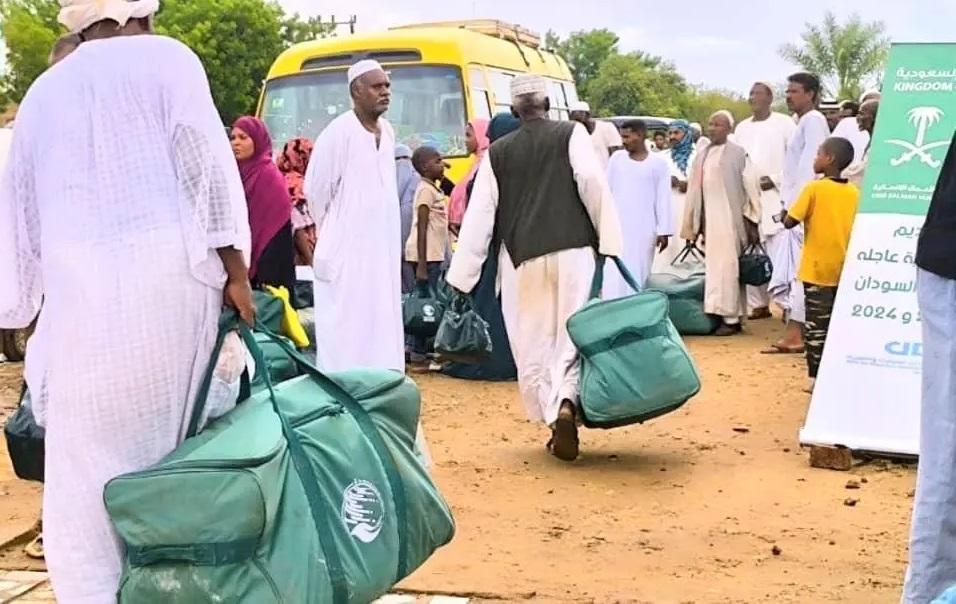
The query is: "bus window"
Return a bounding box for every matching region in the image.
[489,69,515,114]
[469,67,492,120]
[261,65,468,157]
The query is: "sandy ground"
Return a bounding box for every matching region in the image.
[0,318,917,603]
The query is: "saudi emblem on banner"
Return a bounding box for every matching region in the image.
[800,44,956,456]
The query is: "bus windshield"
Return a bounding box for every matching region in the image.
[261,65,468,157]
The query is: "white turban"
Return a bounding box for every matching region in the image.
[711,110,735,128]
[570,101,591,113]
[348,60,384,85]
[58,0,159,34]
[859,89,881,103]
[510,74,547,102]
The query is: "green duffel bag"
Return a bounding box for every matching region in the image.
[104,317,455,603]
[253,289,284,334]
[645,244,720,336]
[568,256,702,429]
[249,331,301,394]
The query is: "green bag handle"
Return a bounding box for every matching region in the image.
[589,255,642,299]
[230,321,349,604]
[185,312,238,439]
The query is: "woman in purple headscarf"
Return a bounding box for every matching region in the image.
[231,116,295,293]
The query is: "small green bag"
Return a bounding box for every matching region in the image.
[645,244,720,336]
[567,256,702,429]
[105,316,455,603]
[402,283,445,338]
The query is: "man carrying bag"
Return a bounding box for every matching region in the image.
[446,74,622,462]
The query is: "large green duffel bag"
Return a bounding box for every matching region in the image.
[104,317,455,603]
[568,256,702,429]
[645,244,720,336]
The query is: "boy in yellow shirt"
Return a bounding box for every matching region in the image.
[782,137,859,390]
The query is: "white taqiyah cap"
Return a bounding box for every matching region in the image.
[859,89,881,103]
[58,0,159,34]
[348,59,385,85]
[510,74,548,102]
[570,101,591,113]
[753,81,776,97]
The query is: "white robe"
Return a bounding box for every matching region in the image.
[832,116,870,163]
[447,123,622,425]
[771,110,830,323]
[0,36,250,603]
[654,146,698,271]
[734,113,797,311]
[604,150,672,294]
[305,111,404,373]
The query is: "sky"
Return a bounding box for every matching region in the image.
[277,0,956,96]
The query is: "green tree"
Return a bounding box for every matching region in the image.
[280,13,335,47]
[156,0,286,123]
[779,11,889,100]
[546,28,619,96]
[684,88,751,126]
[0,0,61,105]
[587,53,688,117]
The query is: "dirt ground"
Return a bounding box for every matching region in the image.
[0,318,917,603]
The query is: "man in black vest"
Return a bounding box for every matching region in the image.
[446,74,622,461]
[903,130,956,602]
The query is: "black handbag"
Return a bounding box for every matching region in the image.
[434,292,493,364]
[739,244,773,286]
[4,386,45,483]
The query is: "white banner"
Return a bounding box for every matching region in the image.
[799,214,923,455]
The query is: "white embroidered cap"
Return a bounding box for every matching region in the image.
[570,101,591,113]
[510,74,548,102]
[348,60,385,85]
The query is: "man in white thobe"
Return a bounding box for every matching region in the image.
[843,99,879,187]
[766,72,830,354]
[832,100,871,163]
[448,75,622,462]
[305,60,404,373]
[734,81,797,320]
[0,2,253,599]
[605,118,671,293]
[682,111,761,336]
[569,101,623,169]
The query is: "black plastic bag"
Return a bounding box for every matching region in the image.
[434,292,493,364]
[739,244,773,286]
[403,283,445,338]
[4,387,45,483]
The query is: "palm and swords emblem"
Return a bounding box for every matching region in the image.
[887,107,949,168]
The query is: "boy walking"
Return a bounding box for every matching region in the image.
[405,146,449,364]
[782,137,859,390]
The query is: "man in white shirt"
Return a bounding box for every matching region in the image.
[449,75,622,462]
[570,101,623,168]
[734,81,797,320]
[305,60,405,373]
[832,100,871,163]
[605,119,672,292]
[765,72,831,355]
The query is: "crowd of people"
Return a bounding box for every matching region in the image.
[3,0,956,601]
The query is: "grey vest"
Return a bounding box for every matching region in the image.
[489,119,598,266]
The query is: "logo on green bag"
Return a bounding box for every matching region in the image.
[341,480,385,543]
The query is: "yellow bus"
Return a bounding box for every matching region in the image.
[258,20,578,180]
